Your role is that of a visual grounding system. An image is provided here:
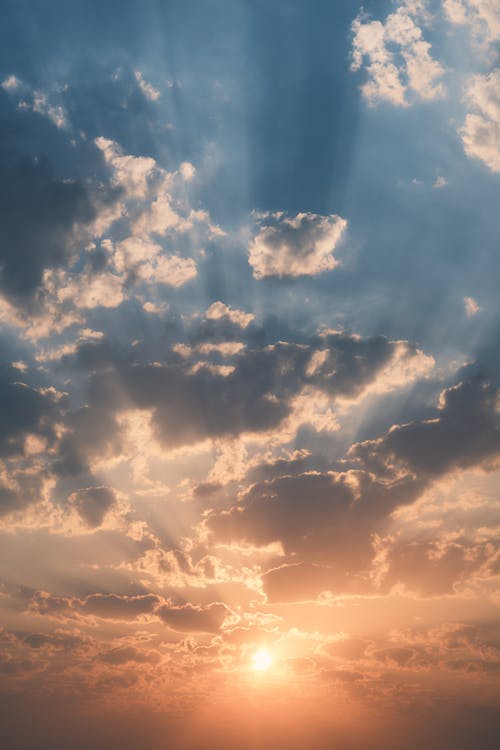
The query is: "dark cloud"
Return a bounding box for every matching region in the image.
[78,593,160,620]
[0,367,61,458]
[0,157,94,305]
[59,331,426,458]
[56,406,122,476]
[208,376,500,600]
[377,536,498,597]
[29,591,161,621]
[0,471,51,518]
[20,631,87,651]
[208,469,420,573]
[157,602,233,633]
[0,367,60,516]
[351,378,500,477]
[68,486,117,527]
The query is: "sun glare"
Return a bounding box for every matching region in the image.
[252,648,272,672]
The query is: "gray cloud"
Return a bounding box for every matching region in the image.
[157,601,233,633]
[68,486,117,527]
[29,591,161,621]
[0,158,95,305]
[209,376,500,600]
[0,367,61,458]
[59,331,427,460]
[351,378,500,477]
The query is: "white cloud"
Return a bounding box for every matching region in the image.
[147,255,197,287]
[2,75,69,129]
[433,175,447,188]
[113,236,161,272]
[57,272,124,309]
[95,137,157,199]
[1,74,21,91]
[30,91,68,129]
[351,3,445,106]
[464,296,480,316]
[113,236,197,287]
[460,70,500,172]
[94,137,200,238]
[248,212,347,279]
[134,71,161,101]
[132,186,186,235]
[205,301,255,328]
[444,0,500,46]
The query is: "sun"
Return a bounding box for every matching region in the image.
[252,648,272,671]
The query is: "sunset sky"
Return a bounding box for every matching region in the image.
[0,1,499,748]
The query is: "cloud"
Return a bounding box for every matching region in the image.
[99,645,160,664]
[112,237,197,287]
[0,158,95,305]
[351,378,500,478]
[207,467,420,580]
[351,3,445,106]
[0,372,61,459]
[95,137,157,200]
[464,295,480,316]
[0,75,21,91]
[79,593,161,620]
[208,376,500,600]
[94,137,200,238]
[205,301,255,328]
[68,486,117,528]
[460,70,500,172]
[56,404,123,476]
[1,76,70,129]
[0,367,62,518]
[0,471,52,518]
[157,601,234,632]
[374,534,498,596]
[55,269,125,309]
[61,331,431,456]
[24,91,69,130]
[248,212,347,279]
[30,591,161,621]
[134,71,161,101]
[433,175,447,188]
[444,0,500,46]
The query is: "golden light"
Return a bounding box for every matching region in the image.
[251,648,272,672]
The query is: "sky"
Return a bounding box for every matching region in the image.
[0,1,499,748]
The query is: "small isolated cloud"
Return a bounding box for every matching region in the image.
[205,301,254,328]
[134,71,161,101]
[68,486,117,527]
[460,70,500,172]
[464,295,480,316]
[248,211,347,279]
[351,3,445,106]
[29,91,68,129]
[1,74,21,91]
[433,175,447,188]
